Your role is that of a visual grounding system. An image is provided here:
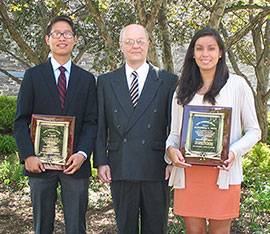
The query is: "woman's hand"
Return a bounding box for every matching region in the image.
[219,151,235,171]
[166,146,192,168]
[165,165,173,180]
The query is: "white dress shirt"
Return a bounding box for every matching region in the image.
[50,56,71,89]
[125,61,149,96]
[50,56,87,159]
[166,74,261,189]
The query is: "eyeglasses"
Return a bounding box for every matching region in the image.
[121,39,148,47]
[49,31,74,39]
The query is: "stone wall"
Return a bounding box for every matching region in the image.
[0,77,20,96]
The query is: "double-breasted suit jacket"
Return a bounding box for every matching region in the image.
[14,59,98,178]
[95,64,177,181]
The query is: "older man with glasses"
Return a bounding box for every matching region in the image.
[14,15,97,234]
[95,24,177,234]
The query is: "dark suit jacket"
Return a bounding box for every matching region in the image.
[14,59,98,178]
[94,64,177,181]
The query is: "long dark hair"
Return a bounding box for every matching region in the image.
[176,27,229,105]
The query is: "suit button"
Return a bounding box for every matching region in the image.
[114,109,118,113]
[123,138,127,143]
[142,140,145,144]
[117,125,121,128]
[153,109,157,113]
[147,124,151,129]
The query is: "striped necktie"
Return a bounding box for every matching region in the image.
[57,66,67,110]
[130,71,139,107]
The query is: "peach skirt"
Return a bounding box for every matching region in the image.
[173,166,241,220]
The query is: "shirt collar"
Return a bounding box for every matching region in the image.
[125,61,149,79]
[50,56,72,74]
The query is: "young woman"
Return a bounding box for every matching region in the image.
[165,27,261,233]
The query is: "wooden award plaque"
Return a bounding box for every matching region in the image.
[180,105,232,166]
[30,114,75,170]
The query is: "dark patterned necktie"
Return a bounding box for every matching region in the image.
[130,71,139,107]
[57,66,66,110]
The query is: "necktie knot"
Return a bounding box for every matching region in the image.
[59,66,66,74]
[131,71,138,79]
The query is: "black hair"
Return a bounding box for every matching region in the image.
[46,15,76,35]
[176,27,229,105]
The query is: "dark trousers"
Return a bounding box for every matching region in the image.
[29,172,89,234]
[111,180,169,234]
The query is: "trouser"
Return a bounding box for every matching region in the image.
[111,180,169,234]
[29,172,89,234]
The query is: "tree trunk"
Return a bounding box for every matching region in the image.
[251,9,269,142]
[147,43,159,67]
[134,0,164,67]
[255,93,268,142]
[158,0,174,73]
[208,0,226,29]
[84,0,117,70]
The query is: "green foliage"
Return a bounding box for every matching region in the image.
[167,189,185,233]
[0,153,27,189]
[233,143,270,233]
[243,143,270,191]
[0,135,17,154]
[0,96,16,134]
[91,166,98,178]
[267,113,270,144]
[89,177,112,210]
[167,210,185,233]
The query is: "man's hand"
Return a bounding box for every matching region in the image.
[25,156,45,173]
[167,146,192,168]
[63,153,85,175]
[98,165,112,183]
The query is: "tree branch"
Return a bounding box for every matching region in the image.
[220,23,255,94]
[263,19,270,81]
[237,44,256,67]
[225,4,270,13]
[0,68,22,85]
[0,1,40,65]
[208,0,226,29]
[134,0,147,25]
[262,19,270,101]
[226,9,270,49]
[134,0,163,32]
[196,0,211,11]
[84,0,113,47]
[0,45,31,68]
[84,0,116,69]
[73,43,89,64]
[249,8,264,63]
[35,2,52,62]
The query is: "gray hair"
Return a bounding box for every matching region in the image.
[119,24,150,42]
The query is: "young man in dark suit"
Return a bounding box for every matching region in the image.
[14,16,97,234]
[95,24,177,234]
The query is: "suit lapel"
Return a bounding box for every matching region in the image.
[127,65,162,131]
[64,63,80,112]
[110,66,134,116]
[41,60,62,109]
